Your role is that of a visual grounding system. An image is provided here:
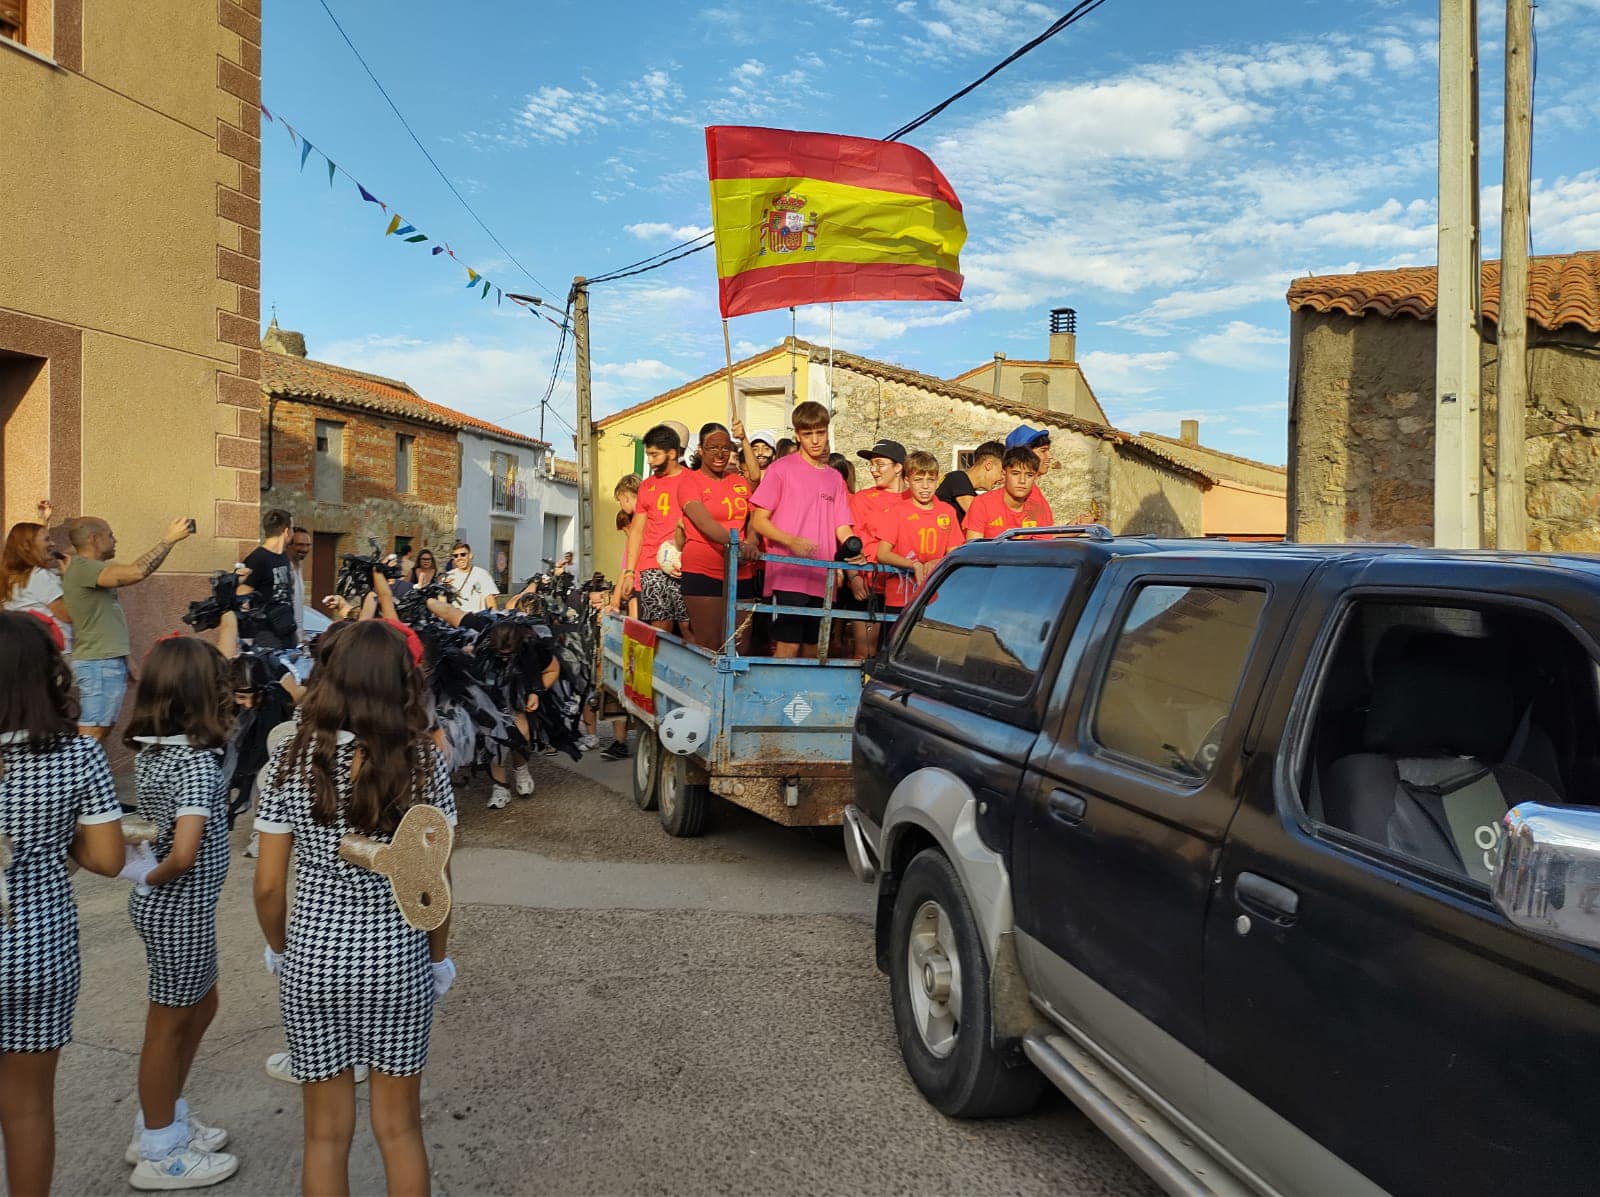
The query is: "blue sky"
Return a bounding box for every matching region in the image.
[261,0,1600,464]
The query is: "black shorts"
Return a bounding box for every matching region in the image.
[770,589,825,646]
[679,572,759,600]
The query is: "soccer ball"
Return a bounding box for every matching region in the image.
[656,542,682,572]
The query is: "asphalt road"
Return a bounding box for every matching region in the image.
[31,747,1156,1196]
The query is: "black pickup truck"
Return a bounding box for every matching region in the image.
[843,528,1600,1197]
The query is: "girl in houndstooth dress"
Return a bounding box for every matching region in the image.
[0,611,126,1196]
[254,619,457,1197]
[119,635,238,1189]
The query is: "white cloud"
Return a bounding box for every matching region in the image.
[624,222,713,242]
[1188,321,1289,371]
[473,68,690,146]
[1076,350,1180,406]
[592,359,680,383]
[316,334,559,435]
[793,303,969,351]
[915,0,1056,55]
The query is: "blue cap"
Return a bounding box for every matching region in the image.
[1005,425,1050,451]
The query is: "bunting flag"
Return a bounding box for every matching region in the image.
[267,102,564,331]
[259,102,274,123]
[705,125,966,318]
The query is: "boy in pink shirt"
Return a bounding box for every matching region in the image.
[749,401,866,658]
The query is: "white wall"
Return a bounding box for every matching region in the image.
[529,473,580,574]
[454,431,547,588]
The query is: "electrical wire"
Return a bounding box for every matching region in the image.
[315,0,563,304]
[585,0,1111,287]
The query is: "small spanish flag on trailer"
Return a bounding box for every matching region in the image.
[705,125,967,319]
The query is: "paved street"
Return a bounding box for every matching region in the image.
[43,750,1154,1196]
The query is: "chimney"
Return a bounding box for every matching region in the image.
[1020,371,1049,408]
[1180,418,1200,446]
[1048,307,1077,362]
[990,352,1005,394]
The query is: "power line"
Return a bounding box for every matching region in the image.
[315,0,563,304]
[585,0,1112,287]
[587,231,715,285]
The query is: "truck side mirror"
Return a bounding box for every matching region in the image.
[1492,803,1600,950]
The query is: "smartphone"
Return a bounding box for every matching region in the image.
[185,518,197,534]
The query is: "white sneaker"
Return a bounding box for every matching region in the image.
[243,830,258,859]
[124,1112,228,1165]
[129,1146,238,1190]
[512,764,535,796]
[579,734,600,751]
[487,785,512,810]
[265,1050,368,1085]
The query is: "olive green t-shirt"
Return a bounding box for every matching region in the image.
[62,556,130,661]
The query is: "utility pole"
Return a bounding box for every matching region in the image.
[1434,0,1483,549]
[571,276,595,577]
[1496,0,1533,550]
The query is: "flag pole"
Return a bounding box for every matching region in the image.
[722,319,737,431]
[828,302,835,404]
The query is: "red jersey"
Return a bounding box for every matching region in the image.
[850,486,910,592]
[881,499,963,607]
[680,470,755,580]
[966,487,1053,539]
[635,469,687,572]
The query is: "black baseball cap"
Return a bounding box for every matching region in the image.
[856,439,907,464]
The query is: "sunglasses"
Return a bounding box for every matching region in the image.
[451,552,470,560]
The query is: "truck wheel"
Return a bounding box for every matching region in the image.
[658,753,710,837]
[630,719,660,812]
[889,849,1044,1118]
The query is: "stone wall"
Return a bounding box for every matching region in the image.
[826,362,1203,533]
[262,396,457,561]
[1289,310,1600,549]
[1109,445,1205,536]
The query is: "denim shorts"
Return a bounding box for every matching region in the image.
[73,656,129,728]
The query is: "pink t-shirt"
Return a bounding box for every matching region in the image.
[749,452,852,598]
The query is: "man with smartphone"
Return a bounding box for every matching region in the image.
[61,513,195,740]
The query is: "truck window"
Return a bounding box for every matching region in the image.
[1297,600,1600,886]
[891,563,1075,698]
[1091,584,1267,780]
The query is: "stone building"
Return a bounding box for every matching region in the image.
[261,328,460,600]
[1134,421,1287,540]
[1286,252,1600,549]
[946,307,1110,423]
[1,0,262,656]
[592,333,1213,576]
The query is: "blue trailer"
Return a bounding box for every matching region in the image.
[600,537,896,836]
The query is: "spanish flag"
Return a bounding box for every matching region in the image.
[706,126,967,319]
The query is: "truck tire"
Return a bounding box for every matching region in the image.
[658,752,710,838]
[889,848,1045,1118]
[631,719,660,812]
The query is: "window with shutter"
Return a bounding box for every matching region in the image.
[0,0,24,42]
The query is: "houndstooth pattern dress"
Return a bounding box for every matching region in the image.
[256,732,456,1082]
[0,732,122,1052]
[129,739,231,1007]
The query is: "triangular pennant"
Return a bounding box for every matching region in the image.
[259,102,274,123]
[384,213,402,236]
[326,157,336,186]
[480,279,491,298]
[465,268,480,286]
[496,287,502,305]
[393,224,417,237]
[403,234,428,243]
[300,139,314,170]
[431,246,444,255]
[284,122,299,148]
[356,182,385,210]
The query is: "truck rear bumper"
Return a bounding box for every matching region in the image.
[842,804,881,883]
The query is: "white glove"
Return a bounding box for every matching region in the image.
[431,958,456,999]
[264,945,284,977]
[119,843,157,890]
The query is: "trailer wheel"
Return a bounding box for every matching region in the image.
[630,718,660,812]
[658,753,709,838]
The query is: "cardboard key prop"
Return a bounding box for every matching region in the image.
[122,817,159,845]
[338,805,453,931]
[0,834,12,929]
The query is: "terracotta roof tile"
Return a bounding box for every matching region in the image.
[551,458,578,483]
[261,352,547,448]
[1286,250,1600,333]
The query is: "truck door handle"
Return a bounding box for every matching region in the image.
[1047,789,1087,825]
[1235,872,1299,926]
